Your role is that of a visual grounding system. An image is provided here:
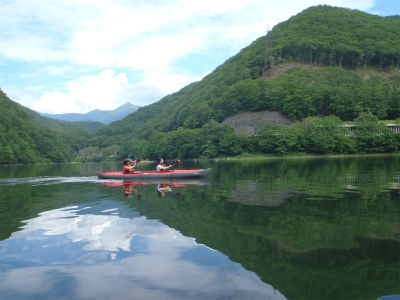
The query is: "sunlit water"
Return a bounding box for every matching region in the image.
[0,157,399,300]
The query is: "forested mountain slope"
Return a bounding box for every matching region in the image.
[96,5,400,147]
[0,89,71,164]
[20,104,104,132]
[269,6,400,69]
[17,104,106,154]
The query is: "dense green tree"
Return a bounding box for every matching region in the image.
[271,6,400,68]
[353,112,391,153]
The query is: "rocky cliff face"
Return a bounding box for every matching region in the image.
[221,111,293,135]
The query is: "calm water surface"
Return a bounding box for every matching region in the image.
[0,156,399,300]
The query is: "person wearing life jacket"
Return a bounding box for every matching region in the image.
[123,158,137,173]
[156,157,173,172]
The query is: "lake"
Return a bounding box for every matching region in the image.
[0,156,399,300]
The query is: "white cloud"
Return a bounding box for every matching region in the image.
[0,0,388,114]
[0,34,65,63]
[5,67,203,113]
[225,22,267,39]
[2,85,42,109]
[201,70,212,79]
[121,82,166,107]
[31,69,132,113]
[182,0,252,14]
[25,68,203,113]
[35,67,205,113]
[116,34,204,70]
[46,65,75,75]
[0,0,380,67]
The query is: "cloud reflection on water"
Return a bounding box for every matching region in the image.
[0,201,286,300]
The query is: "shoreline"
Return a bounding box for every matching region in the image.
[216,152,400,160]
[1,152,399,167]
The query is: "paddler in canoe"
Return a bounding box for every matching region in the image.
[156,157,175,172]
[123,158,140,173]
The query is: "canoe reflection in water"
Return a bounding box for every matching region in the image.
[124,183,140,199]
[100,179,210,198]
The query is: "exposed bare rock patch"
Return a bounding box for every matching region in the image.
[264,62,318,78]
[222,111,293,135]
[266,62,400,80]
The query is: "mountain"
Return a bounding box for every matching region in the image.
[0,89,71,164]
[41,103,140,125]
[16,104,105,154]
[19,104,104,132]
[95,5,400,146]
[3,5,399,164]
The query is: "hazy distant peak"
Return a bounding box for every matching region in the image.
[41,102,141,124]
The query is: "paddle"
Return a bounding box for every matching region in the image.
[168,160,180,170]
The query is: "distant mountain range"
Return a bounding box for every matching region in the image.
[40,103,141,125]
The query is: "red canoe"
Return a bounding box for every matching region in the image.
[100,180,207,187]
[97,168,211,180]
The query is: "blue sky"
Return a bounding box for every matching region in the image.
[0,0,399,114]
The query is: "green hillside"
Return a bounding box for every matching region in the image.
[20,104,104,132]
[96,5,400,143]
[88,5,400,159]
[0,89,71,164]
[270,6,400,69]
[16,103,107,154]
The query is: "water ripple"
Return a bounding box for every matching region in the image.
[0,176,100,186]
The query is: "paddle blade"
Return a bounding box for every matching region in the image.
[136,158,142,163]
[175,160,181,165]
